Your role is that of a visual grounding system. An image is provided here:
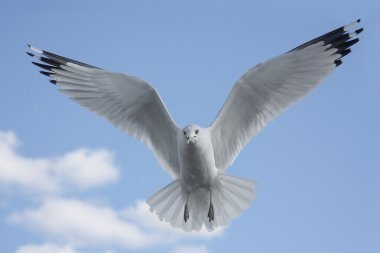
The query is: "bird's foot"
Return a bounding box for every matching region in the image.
[207,202,214,222]
[184,204,189,223]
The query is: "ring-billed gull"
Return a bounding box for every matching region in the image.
[28,19,363,232]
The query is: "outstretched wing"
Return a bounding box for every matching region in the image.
[209,20,363,170]
[28,45,181,178]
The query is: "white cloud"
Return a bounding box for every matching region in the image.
[54,148,118,189]
[16,243,79,253]
[0,131,57,192]
[8,198,222,251]
[171,245,209,253]
[0,130,118,194]
[9,198,164,250]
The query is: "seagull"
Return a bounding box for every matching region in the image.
[28,20,363,232]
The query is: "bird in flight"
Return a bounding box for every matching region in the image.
[28,19,363,232]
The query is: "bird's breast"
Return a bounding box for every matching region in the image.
[178,138,217,191]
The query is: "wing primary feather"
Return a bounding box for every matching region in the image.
[49,80,57,85]
[288,26,345,52]
[344,19,361,31]
[40,71,53,77]
[41,49,101,69]
[336,38,359,51]
[32,62,54,71]
[39,56,61,67]
[334,59,343,67]
[28,44,101,69]
[27,44,43,54]
[338,49,351,58]
[354,28,364,36]
[288,19,362,53]
[328,33,352,46]
[327,28,362,49]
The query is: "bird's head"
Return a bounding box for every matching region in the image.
[183,124,201,144]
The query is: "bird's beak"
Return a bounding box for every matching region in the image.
[186,137,195,144]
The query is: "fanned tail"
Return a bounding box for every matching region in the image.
[147,173,256,232]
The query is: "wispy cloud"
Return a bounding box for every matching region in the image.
[171,245,210,253]
[0,130,118,194]
[15,243,79,253]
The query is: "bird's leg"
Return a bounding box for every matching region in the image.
[207,188,214,222]
[184,191,189,223]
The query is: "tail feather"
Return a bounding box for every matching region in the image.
[222,180,252,203]
[164,193,182,222]
[211,192,228,226]
[157,186,181,221]
[147,173,256,232]
[220,181,253,210]
[147,180,180,211]
[171,197,185,227]
[220,174,256,190]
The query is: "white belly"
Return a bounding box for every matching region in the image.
[178,138,218,191]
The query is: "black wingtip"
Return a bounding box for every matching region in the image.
[32,61,55,71]
[355,28,364,35]
[346,38,360,47]
[26,52,34,57]
[40,71,53,77]
[39,56,60,67]
[340,49,351,58]
[334,59,343,67]
[27,44,31,48]
[357,19,361,23]
[50,80,57,85]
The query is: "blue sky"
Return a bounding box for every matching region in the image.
[1,0,379,253]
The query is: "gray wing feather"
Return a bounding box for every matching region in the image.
[209,20,362,170]
[29,46,181,178]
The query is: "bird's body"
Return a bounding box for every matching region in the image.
[28,20,363,232]
[179,125,217,192]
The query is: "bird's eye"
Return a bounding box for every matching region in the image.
[195,130,199,134]
[183,131,186,135]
